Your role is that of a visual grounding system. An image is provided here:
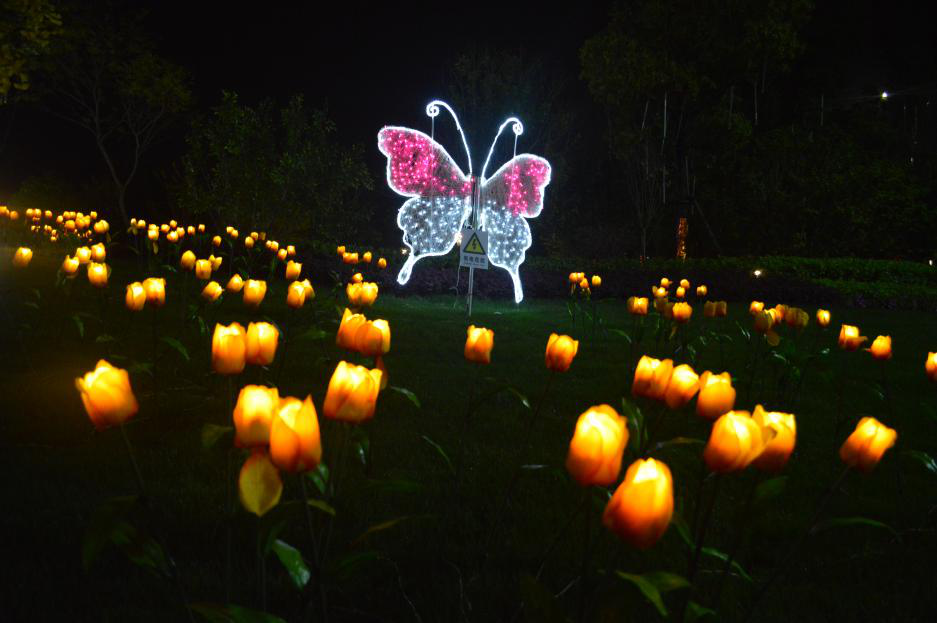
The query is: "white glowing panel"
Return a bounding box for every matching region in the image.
[378,100,551,303]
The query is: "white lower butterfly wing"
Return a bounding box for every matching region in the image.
[479,154,552,303]
[396,195,472,284]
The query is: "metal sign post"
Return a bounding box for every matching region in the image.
[462,177,488,317]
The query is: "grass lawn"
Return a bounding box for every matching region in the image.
[2,254,936,622]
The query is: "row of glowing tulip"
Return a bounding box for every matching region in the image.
[1,205,110,242]
[568,272,603,291]
[648,276,709,300]
[337,245,388,269]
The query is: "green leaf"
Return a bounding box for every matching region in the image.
[352,515,419,545]
[270,539,311,590]
[654,437,705,451]
[389,385,421,409]
[82,495,170,577]
[22,301,40,310]
[421,435,455,475]
[306,464,330,496]
[754,476,788,506]
[306,499,336,516]
[128,361,154,377]
[201,424,233,449]
[673,512,693,548]
[810,516,898,537]
[298,327,329,341]
[189,602,288,623]
[332,550,381,581]
[640,571,691,594]
[71,313,84,338]
[95,334,116,343]
[685,601,717,622]
[904,450,937,477]
[616,571,669,617]
[609,328,633,345]
[701,547,753,582]
[160,336,191,362]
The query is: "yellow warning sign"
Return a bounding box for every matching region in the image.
[464,233,485,254]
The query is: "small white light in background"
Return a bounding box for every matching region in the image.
[881,91,889,100]
[753,269,763,278]
[929,259,934,267]
[401,248,409,256]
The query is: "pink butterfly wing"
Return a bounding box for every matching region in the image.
[378,126,472,198]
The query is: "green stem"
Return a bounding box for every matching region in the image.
[300,475,328,622]
[274,307,296,385]
[120,424,147,498]
[711,474,760,608]
[578,486,593,622]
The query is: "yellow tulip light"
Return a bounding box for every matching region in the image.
[212,322,247,375]
[675,286,686,298]
[377,257,387,269]
[839,416,897,473]
[603,458,674,549]
[337,245,346,255]
[233,384,279,447]
[76,246,92,264]
[286,244,296,257]
[285,260,302,280]
[226,274,244,293]
[660,277,671,288]
[351,272,363,284]
[627,296,649,316]
[142,277,166,307]
[286,281,306,309]
[867,335,892,361]
[61,255,79,276]
[12,247,32,268]
[354,318,391,358]
[672,302,692,323]
[696,371,736,420]
[465,325,494,364]
[346,281,378,307]
[270,395,322,473]
[243,279,267,308]
[652,286,668,299]
[75,360,139,431]
[591,275,602,288]
[87,262,109,288]
[927,352,937,382]
[336,308,368,352]
[323,361,382,423]
[696,285,708,297]
[238,452,282,517]
[244,236,255,249]
[201,280,223,302]
[125,282,146,311]
[545,333,579,373]
[632,355,674,401]
[565,404,628,486]
[664,364,699,409]
[363,251,373,263]
[838,324,868,351]
[300,278,315,300]
[246,322,279,366]
[751,406,796,472]
[194,258,212,280]
[277,248,288,261]
[342,252,359,264]
[703,410,772,473]
[90,243,106,262]
[703,301,716,318]
[816,309,831,327]
[749,300,764,315]
[212,235,222,247]
[715,301,728,317]
[180,250,196,271]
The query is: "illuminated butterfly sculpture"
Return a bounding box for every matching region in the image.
[378,100,551,303]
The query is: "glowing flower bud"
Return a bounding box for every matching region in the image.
[337,245,346,255]
[238,452,282,517]
[465,325,494,364]
[300,278,314,300]
[927,352,937,382]
[838,324,868,351]
[840,416,897,473]
[653,286,668,299]
[675,286,686,299]
[323,361,382,423]
[749,301,764,315]
[286,244,295,257]
[61,255,79,276]
[355,318,391,358]
[660,277,671,288]
[591,275,602,287]
[194,259,212,280]
[91,243,106,262]
[696,371,736,420]
[716,301,728,317]
[704,301,716,318]
[343,252,359,264]
[246,322,279,366]
[286,281,306,309]
[352,272,363,284]
[566,404,628,486]
[201,280,223,302]
[579,277,589,290]
[142,278,166,307]
[867,335,892,361]
[198,224,205,233]
[346,281,378,307]
[212,235,222,247]
[270,395,322,473]
[377,257,387,269]
[336,308,368,351]
[632,355,674,401]
[180,250,196,271]
[545,333,579,373]
[664,364,699,409]
[233,384,279,447]
[212,322,247,375]
[186,225,194,236]
[672,302,692,323]
[751,405,797,472]
[284,260,301,280]
[243,279,267,308]
[227,274,244,293]
[12,247,32,267]
[125,282,146,311]
[816,309,831,327]
[363,251,373,263]
[627,296,649,315]
[88,262,109,288]
[773,304,788,323]
[75,360,139,430]
[696,285,708,297]
[753,311,774,334]
[230,229,239,239]
[76,246,91,264]
[244,236,255,249]
[277,248,287,261]
[703,411,772,473]
[603,458,673,549]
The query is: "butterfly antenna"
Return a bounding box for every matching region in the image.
[481,117,523,181]
[426,100,473,176]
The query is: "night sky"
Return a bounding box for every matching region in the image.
[2,0,935,201]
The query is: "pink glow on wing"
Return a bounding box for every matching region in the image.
[505,158,550,216]
[379,128,472,198]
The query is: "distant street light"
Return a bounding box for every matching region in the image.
[881,91,889,100]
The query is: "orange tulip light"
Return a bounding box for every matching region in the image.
[75,360,139,430]
[660,277,671,288]
[840,416,897,473]
[238,452,282,517]
[363,251,373,263]
[90,243,106,262]
[233,384,279,447]
[696,371,736,420]
[653,286,668,299]
[927,352,937,382]
[300,278,315,300]
[632,355,674,401]
[246,322,279,366]
[75,246,92,264]
[125,282,146,311]
[751,405,796,472]
[336,308,368,351]
[142,277,166,307]
[351,272,363,284]
[838,324,868,351]
[227,274,244,293]
[194,259,212,280]
[716,301,728,317]
[180,250,196,271]
[816,309,831,328]
[342,252,359,264]
[284,260,302,280]
[210,254,223,271]
[61,255,79,276]
[565,404,628,486]
[286,281,306,309]
[243,279,267,308]
[88,262,109,287]
[465,325,494,364]
[672,302,692,323]
[696,285,708,297]
[212,322,247,375]
[703,301,716,318]
[545,333,579,373]
[354,318,391,358]
[703,410,772,473]
[603,458,673,549]
[244,236,255,249]
[749,301,764,315]
[675,286,686,298]
[337,245,346,255]
[12,247,33,268]
[212,235,222,247]
[867,335,892,361]
[201,280,223,302]
[664,364,699,409]
[277,248,287,261]
[627,296,649,315]
[591,275,602,288]
[323,361,382,423]
[377,257,387,269]
[270,395,322,473]
[346,281,378,307]
[753,310,774,334]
